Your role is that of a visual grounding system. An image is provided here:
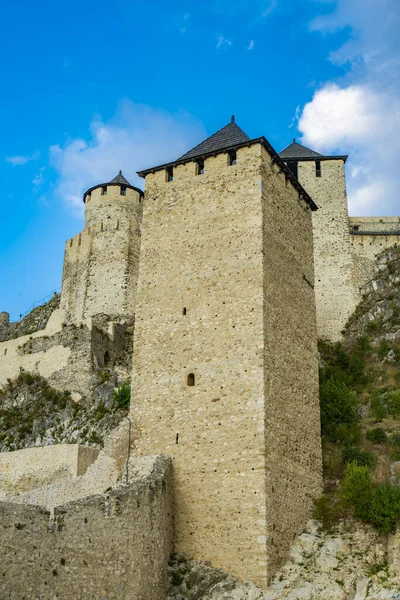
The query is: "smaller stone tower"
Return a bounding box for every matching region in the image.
[280,141,356,341]
[60,171,143,323]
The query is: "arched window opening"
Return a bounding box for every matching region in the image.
[228,150,237,166]
[196,159,205,175]
[120,185,126,196]
[102,186,107,196]
[166,166,174,182]
[187,373,195,387]
[183,307,187,315]
[104,351,110,367]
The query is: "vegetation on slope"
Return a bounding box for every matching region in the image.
[0,368,130,452]
[317,246,400,534]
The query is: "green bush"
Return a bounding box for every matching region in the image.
[370,394,388,422]
[366,428,387,444]
[342,446,376,468]
[390,432,400,446]
[341,463,400,533]
[320,378,359,442]
[378,339,391,359]
[370,485,400,534]
[341,463,373,522]
[113,382,131,408]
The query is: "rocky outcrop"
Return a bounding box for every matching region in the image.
[0,293,60,342]
[0,370,129,452]
[167,520,400,600]
[346,247,400,343]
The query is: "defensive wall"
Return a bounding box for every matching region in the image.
[0,444,99,495]
[349,217,400,291]
[0,454,172,600]
[0,308,133,397]
[131,142,322,587]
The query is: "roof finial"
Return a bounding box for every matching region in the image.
[293,138,296,143]
[231,115,235,123]
[119,170,122,175]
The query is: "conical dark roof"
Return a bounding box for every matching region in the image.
[109,170,131,185]
[279,140,322,159]
[178,117,251,161]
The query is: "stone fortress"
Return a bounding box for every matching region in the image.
[0,117,399,599]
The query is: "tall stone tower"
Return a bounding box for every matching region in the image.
[60,172,143,323]
[280,141,356,341]
[131,120,322,587]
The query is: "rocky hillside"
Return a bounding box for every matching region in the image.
[0,368,130,452]
[0,292,60,341]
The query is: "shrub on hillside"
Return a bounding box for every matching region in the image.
[113,382,131,408]
[320,378,359,442]
[341,463,400,534]
[342,446,376,468]
[366,428,387,444]
[370,485,400,534]
[341,463,373,522]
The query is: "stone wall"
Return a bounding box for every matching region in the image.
[131,143,321,587]
[0,311,132,396]
[297,159,357,341]
[0,444,99,495]
[261,148,322,576]
[60,184,143,324]
[0,454,172,600]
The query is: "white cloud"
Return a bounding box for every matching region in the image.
[216,35,232,50]
[180,13,190,33]
[49,100,206,213]
[297,0,400,216]
[288,105,300,129]
[247,40,255,50]
[5,150,40,166]
[33,167,46,188]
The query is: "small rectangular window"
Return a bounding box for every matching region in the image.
[287,161,298,179]
[353,225,360,232]
[228,150,237,166]
[196,160,204,175]
[166,166,174,182]
[120,185,126,196]
[102,186,107,196]
[316,160,321,177]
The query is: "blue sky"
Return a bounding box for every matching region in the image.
[1,0,399,319]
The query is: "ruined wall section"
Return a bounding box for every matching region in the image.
[132,145,270,587]
[261,150,322,575]
[60,184,143,323]
[298,159,357,341]
[0,455,172,600]
[349,218,400,290]
[0,445,99,495]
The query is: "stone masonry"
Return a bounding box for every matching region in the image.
[131,139,322,587]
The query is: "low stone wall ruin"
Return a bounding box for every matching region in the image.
[0,454,172,600]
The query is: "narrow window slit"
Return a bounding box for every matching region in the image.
[187,373,195,387]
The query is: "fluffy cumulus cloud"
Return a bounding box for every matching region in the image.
[49,101,205,213]
[298,0,400,215]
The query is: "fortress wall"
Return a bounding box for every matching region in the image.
[0,455,172,600]
[298,159,357,341]
[0,323,71,388]
[351,233,400,290]
[261,150,322,575]
[132,145,270,587]
[0,445,99,495]
[349,216,400,232]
